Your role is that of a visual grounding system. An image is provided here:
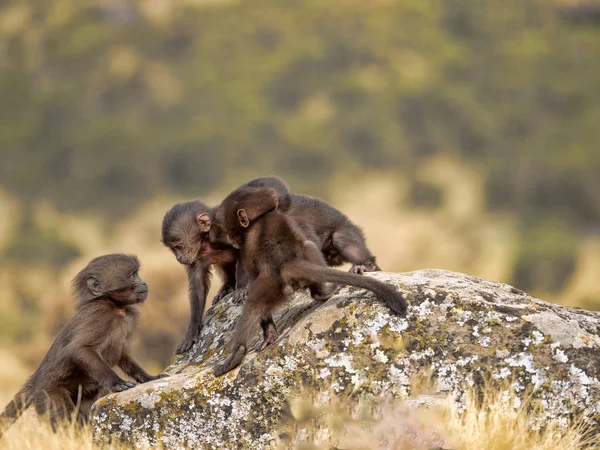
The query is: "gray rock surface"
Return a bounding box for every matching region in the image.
[91,269,600,449]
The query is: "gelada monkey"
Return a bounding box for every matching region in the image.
[211,176,380,274]
[212,187,407,376]
[164,176,381,353]
[162,176,313,354]
[209,176,381,302]
[0,254,167,435]
[162,201,238,353]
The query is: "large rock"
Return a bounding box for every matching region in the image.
[91,270,600,449]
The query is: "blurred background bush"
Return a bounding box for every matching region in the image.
[0,0,599,394]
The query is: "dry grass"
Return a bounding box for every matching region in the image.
[1,415,101,450]
[278,381,600,450]
[1,379,598,449]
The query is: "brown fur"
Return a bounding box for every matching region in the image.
[212,188,407,376]
[162,201,238,353]
[0,254,166,435]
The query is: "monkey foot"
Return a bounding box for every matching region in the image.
[112,380,136,392]
[310,282,338,302]
[232,288,249,305]
[214,345,247,376]
[260,325,279,351]
[212,284,235,305]
[176,330,200,354]
[151,373,170,381]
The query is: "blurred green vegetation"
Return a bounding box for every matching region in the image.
[0,0,599,377]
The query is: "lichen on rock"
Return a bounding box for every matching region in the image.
[91,269,600,449]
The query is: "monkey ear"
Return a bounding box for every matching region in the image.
[86,276,102,297]
[196,213,211,233]
[237,209,250,228]
[270,189,279,209]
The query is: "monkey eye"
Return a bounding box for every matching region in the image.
[173,244,183,250]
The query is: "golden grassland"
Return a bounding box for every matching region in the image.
[279,380,600,450]
[1,380,598,450]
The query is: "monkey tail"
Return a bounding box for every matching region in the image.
[0,387,32,438]
[285,261,407,315]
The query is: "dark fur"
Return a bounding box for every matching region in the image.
[212,188,408,376]
[211,176,380,304]
[0,254,166,435]
[215,176,380,274]
[164,176,380,353]
[161,201,238,353]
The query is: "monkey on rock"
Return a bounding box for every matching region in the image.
[0,254,167,436]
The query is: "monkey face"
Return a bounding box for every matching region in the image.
[162,202,214,266]
[100,270,148,305]
[164,218,207,265]
[77,254,148,305]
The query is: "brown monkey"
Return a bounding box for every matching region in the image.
[162,201,238,353]
[162,176,315,354]
[212,187,407,376]
[0,254,166,435]
[165,176,381,353]
[209,176,381,303]
[212,176,380,274]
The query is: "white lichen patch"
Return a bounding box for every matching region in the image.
[139,391,162,409]
[553,348,569,363]
[494,367,511,379]
[373,349,388,364]
[505,352,537,374]
[324,353,356,374]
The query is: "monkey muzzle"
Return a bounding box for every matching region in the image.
[135,283,149,302]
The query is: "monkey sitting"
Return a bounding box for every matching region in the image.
[212,186,408,376]
[0,254,167,435]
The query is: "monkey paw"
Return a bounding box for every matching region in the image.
[212,284,235,305]
[112,380,136,392]
[260,327,279,351]
[176,331,199,354]
[349,264,369,275]
[350,261,380,274]
[214,345,247,376]
[311,283,339,302]
[232,288,248,305]
[152,373,170,380]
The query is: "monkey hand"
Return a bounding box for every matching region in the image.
[111,379,136,392]
[146,373,169,382]
[176,329,200,354]
[232,288,248,305]
[349,261,380,274]
[212,284,235,305]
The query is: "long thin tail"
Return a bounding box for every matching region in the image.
[284,261,407,315]
[0,387,32,438]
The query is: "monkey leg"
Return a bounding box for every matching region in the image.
[119,352,169,384]
[213,261,236,304]
[34,388,76,430]
[214,277,284,376]
[331,229,380,274]
[178,264,211,354]
[76,347,136,392]
[232,260,250,305]
[302,241,339,301]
